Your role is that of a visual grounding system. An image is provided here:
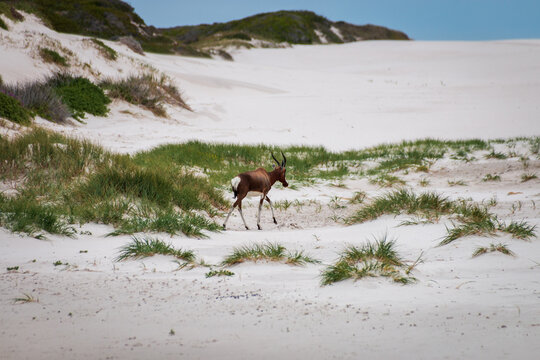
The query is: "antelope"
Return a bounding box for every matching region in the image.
[223,152,288,230]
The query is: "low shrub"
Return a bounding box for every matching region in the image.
[100,74,191,116]
[48,73,110,120]
[1,80,70,123]
[39,47,68,67]
[0,90,32,125]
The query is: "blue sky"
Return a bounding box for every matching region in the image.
[126,0,540,40]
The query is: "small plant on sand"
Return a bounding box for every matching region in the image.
[484,150,507,160]
[521,173,537,182]
[349,191,366,204]
[205,269,235,278]
[321,234,415,286]
[222,242,319,266]
[482,174,501,182]
[419,178,430,187]
[116,236,196,263]
[369,173,406,188]
[6,266,19,271]
[500,220,537,240]
[13,293,39,304]
[39,47,69,67]
[91,38,118,61]
[472,243,514,258]
[448,179,467,187]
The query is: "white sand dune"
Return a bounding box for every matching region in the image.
[1,13,540,359]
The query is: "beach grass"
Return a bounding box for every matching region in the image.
[222,242,319,266]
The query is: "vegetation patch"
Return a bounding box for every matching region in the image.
[1,78,70,123]
[49,73,110,120]
[0,90,32,125]
[91,38,117,61]
[116,236,195,262]
[472,243,514,258]
[222,242,319,266]
[100,74,191,116]
[39,47,68,67]
[0,129,225,238]
[321,235,415,286]
[206,269,235,278]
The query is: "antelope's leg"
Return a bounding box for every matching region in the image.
[237,201,249,230]
[265,196,277,224]
[222,203,237,229]
[257,195,265,230]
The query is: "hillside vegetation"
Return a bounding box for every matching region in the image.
[1,1,409,57]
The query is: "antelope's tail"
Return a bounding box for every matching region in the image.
[232,186,238,199]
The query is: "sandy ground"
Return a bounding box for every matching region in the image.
[1,13,540,359]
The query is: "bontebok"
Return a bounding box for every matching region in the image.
[223,152,288,230]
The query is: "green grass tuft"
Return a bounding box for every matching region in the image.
[39,47,68,67]
[222,242,319,266]
[91,38,117,61]
[205,269,235,278]
[472,243,514,257]
[521,173,537,182]
[321,234,415,286]
[116,235,195,262]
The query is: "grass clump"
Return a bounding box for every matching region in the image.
[484,150,507,160]
[222,242,319,266]
[472,243,514,257]
[0,90,32,125]
[521,173,537,182]
[39,47,68,67]
[347,189,453,224]
[116,236,195,262]
[100,74,191,117]
[49,73,110,120]
[91,38,117,61]
[206,269,235,278]
[13,293,39,304]
[321,235,415,286]
[482,174,501,182]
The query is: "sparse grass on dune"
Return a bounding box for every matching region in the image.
[472,243,514,258]
[90,38,117,61]
[100,74,191,116]
[39,47,68,67]
[347,189,537,246]
[222,242,319,266]
[116,235,195,262]
[0,129,225,237]
[321,235,415,286]
[133,138,496,188]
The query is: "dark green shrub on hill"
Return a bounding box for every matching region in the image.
[49,74,110,120]
[0,91,32,125]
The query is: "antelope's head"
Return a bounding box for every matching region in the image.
[271,152,288,188]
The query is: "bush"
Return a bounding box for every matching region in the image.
[1,80,70,123]
[48,73,110,120]
[0,16,7,30]
[100,74,191,116]
[39,47,68,67]
[0,90,32,125]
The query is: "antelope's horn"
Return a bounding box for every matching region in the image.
[281,151,286,167]
[271,152,280,166]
